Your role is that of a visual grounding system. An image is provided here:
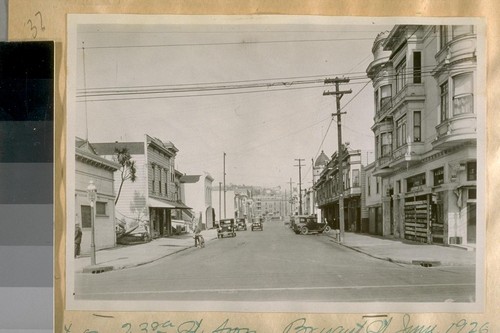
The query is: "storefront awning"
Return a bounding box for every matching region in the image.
[148,197,191,209]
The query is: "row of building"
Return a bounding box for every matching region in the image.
[305,24,479,247]
[75,134,215,255]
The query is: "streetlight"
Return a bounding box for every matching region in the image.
[87,180,97,266]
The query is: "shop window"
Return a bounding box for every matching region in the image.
[453,73,474,116]
[413,52,421,84]
[413,111,421,142]
[440,81,449,122]
[467,161,477,181]
[406,173,426,191]
[433,167,444,186]
[96,202,107,216]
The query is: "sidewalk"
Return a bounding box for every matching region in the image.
[326,231,476,266]
[75,229,218,273]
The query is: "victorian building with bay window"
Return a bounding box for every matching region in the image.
[314,145,363,232]
[366,25,478,246]
[92,134,190,239]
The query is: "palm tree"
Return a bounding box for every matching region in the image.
[114,147,137,205]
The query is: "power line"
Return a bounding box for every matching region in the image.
[77,37,380,50]
[76,63,477,102]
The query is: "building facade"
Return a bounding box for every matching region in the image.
[180,172,215,230]
[363,162,383,235]
[92,135,189,239]
[366,25,478,245]
[314,145,363,231]
[75,139,120,254]
[252,193,288,218]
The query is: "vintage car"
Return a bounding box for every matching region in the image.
[292,215,330,235]
[251,217,263,231]
[236,218,247,231]
[217,219,236,238]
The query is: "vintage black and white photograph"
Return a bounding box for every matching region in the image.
[66,15,485,312]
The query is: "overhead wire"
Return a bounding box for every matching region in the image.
[76,63,477,102]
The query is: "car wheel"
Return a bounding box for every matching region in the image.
[301,226,308,235]
[324,226,331,232]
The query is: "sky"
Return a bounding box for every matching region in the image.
[72,16,394,189]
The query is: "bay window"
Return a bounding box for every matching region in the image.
[413,111,421,142]
[453,73,474,115]
[380,84,392,110]
[440,81,449,122]
[396,115,407,147]
[413,52,421,84]
[439,26,449,49]
[396,58,407,92]
[381,132,392,157]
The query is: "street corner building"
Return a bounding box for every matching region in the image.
[364,25,478,246]
[75,138,120,254]
[91,134,192,239]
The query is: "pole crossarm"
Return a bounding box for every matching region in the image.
[324,77,350,84]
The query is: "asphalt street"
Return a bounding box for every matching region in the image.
[75,220,475,302]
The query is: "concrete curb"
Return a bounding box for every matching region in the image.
[325,234,471,267]
[327,237,413,266]
[78,232,219,274]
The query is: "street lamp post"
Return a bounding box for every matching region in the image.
[87,180,97,266]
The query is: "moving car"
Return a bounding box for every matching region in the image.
[217,219,236,238]
[236,218,247,231]
[251,217,263,231]
[292,215,330,235]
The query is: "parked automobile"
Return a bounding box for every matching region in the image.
[292,215,330,235]
[217,219,236,238]
[251,217,263,231]
[236,218,247,231]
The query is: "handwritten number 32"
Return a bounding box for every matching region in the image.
[26,12,45,39]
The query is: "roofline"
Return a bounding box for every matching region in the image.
[76,147,121,171]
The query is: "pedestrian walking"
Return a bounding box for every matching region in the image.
[75,223,82,258]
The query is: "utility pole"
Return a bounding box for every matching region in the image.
[324,77,352,243]
[287,178,294,215]
[223,152,226,218]
[311,158,315,212]
[294,158,305,215]
[219,182,222,222]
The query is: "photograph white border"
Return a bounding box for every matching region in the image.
[65,14,486,313]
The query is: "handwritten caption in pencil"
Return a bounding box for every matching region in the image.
[64,314,489,333]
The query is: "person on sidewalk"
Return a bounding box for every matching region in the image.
[74,223,82,258]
